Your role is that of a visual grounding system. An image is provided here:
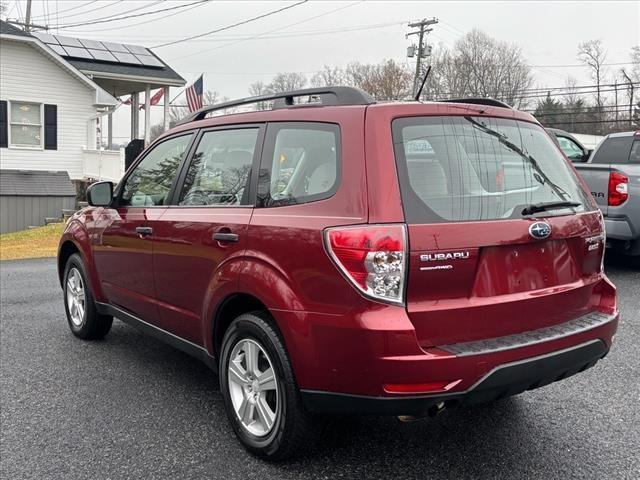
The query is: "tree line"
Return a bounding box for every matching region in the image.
[162,29,639,139]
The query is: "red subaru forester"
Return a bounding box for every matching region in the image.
[58,87,618,460]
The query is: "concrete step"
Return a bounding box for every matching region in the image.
[44,217,64,225]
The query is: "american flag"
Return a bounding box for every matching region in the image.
[186,75,204,112]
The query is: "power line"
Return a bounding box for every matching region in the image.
[531,61,634,68]
[72,17,397,39]
[56,0,165,28]
[36,0,124,22]
[152,0,310,48]
[56,0,199,29]
[57,0,208,33]
[32,0,96,19]
[165,0,364,62]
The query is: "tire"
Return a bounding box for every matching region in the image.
[219,312,315,460]
[63,253,113,340]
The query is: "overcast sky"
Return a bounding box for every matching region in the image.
[7,0,639,142]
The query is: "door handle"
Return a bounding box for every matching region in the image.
[213,232,239,243]
[135,226,153,237]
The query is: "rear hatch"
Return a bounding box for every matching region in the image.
[392,115,605,347]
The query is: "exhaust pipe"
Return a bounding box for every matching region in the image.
[397,402,446,422]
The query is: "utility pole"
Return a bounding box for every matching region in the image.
[7,0,49,33]
[8,0,49,32]
[621,69,634,126]
[25,0,32,31]
[407,18,438,98]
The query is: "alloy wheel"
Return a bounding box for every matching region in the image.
[66,267,86,327]
[227,338,279,437]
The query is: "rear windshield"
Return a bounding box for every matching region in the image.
[392,116,593,223]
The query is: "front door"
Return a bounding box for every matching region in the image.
[152,126,262,345]
[93,133,194,321]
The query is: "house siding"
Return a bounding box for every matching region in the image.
[0,39,96,179]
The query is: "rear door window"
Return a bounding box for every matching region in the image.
[178,127,260,206]
[257,122,340,207]
[392,116,593,223]
[591,136,634,164]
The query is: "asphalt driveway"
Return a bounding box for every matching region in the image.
[1,256,638,479]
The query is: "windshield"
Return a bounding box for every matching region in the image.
[392,116,593,223]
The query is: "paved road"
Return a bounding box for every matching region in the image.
[1,256,639,480]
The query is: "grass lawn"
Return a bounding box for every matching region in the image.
[0,223,64,261]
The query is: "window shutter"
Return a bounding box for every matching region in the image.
[0,101,7,148]
[44,104,57,150]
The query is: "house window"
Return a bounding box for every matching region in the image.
[10,102,42,147]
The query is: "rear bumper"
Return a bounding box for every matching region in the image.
[301,339,609,415]
[604,216,635,241]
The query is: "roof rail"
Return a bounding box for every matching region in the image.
[180,86,375,124]
[445,98,512,109]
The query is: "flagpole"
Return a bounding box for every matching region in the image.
[170,73,203,106]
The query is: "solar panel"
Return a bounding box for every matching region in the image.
[135,55,164,67]
[55,35,84,48]
[80,38,106,50]
[33,32,58,44]
[86,49,115,62]
[33,33,164,68]
[100,41,129,53]
[113,52,141,64]
[125,44,149,56]
[63,46,94,60]
[47,44,67,56]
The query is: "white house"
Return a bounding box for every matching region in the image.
[1,20,119,181]
[0,20,185,232]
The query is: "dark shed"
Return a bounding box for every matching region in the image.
[0,169,76,233]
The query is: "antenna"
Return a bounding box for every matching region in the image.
[414,65,432,101]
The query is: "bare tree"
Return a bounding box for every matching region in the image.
[248,80,270,110]
[578,39,608,108]
[344,60,411,100]
[249,80,268,97]
[426,29,533,108]
[563,76,581,107]
[310,65,345,87]
[630,45,640,82]
[203,90,227,105]
[267,72,307,93]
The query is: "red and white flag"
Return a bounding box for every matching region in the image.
[140,88,165,110]
[185,74,204,112]
[120,89,164,109]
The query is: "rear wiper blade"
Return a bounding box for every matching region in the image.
[521,201,581,216]
[464,116,571,202]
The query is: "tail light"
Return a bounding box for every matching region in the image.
[608,171,628,206]
[324,224,407,305]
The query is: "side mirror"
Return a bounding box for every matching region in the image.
[87,181,114,207]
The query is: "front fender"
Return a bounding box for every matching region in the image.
[58,220,105,302]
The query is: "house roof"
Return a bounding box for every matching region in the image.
[0,20,185,97]
[30,31,185,88]
[66,57,184,83]
[0,20,32,37]
[0,170,77,197]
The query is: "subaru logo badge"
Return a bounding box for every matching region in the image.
[529,221,551,240]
